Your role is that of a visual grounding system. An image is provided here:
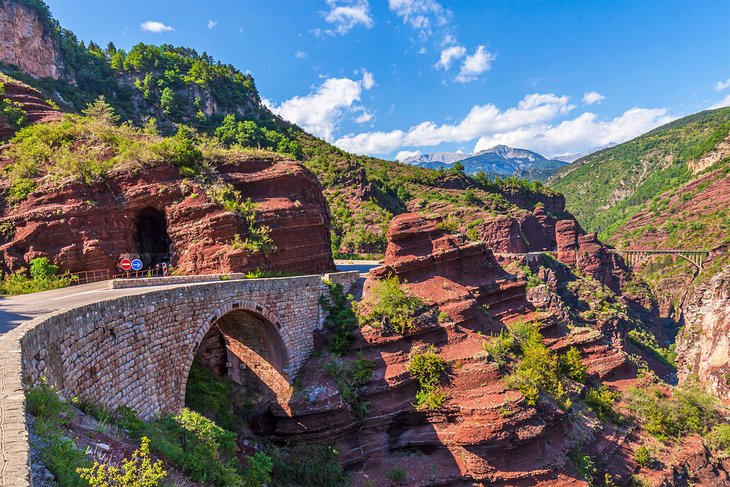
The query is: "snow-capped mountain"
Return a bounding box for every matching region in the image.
[401,145,568,181]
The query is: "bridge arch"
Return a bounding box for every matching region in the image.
[178,300,293,410]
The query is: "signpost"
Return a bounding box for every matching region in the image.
[119,258,132,271]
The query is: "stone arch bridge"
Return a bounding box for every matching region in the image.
[609,249,709,270]
[14,272,357,419]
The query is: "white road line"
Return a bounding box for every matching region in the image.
[50,289,106,300]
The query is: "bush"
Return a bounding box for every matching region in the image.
[572,452,598,484]
[634,445,653,468]
[41,434,90,487]
[271,444,345,487]
[409,347,448,410]
[0,271,76,295]
[707,423,730,453]
[26,382,67,419]
[320,281,358,355]
[386,467,407,484]
[359,275,423,335]
[29,256,59,279]
[560,347,587,383]
[585,386,621,421]
[77,436,167,486]
[626,382,719,440]
[324,355,374,421]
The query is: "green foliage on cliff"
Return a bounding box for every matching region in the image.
[358,275,424,334]
[550,107,730,239]
[409,347,449,410]
[320,280,359,355]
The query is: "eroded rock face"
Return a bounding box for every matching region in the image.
[0,1,65,79]
[0,156,335,275]
[269,213,578,485]
[676,263,730,403]
[556,219,625,292]
[0,74,63,140]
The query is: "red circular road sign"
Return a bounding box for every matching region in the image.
[119,258,132,271]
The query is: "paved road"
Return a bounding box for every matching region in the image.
[0,281,188,335]
[0,263,381,336]
[334,259,380,274]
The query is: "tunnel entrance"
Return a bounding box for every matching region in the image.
[186,309,291,435]
[135,207,171,267]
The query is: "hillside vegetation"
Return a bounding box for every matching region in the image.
[549,107,730,241]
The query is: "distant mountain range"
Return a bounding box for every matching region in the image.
[400,145,568,181]
[551,143,618,163]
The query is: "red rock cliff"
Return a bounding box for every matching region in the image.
[0,155,335,275]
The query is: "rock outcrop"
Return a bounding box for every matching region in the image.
[676,262,730,403]
[0,156,335,275]
[556,219,625,292]
[266,213,580,485]
[0,0,65,79]
[0,73,62,140]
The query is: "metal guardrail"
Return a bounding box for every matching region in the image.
[112,267,168,280]
[68,269,110,285]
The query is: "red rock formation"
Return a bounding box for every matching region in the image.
[265,213,576,485]
[0,74,62,140]
[0,156,335,275]
[676,259,730,404]
[0,1,65,80]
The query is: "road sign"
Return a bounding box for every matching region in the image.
[119,258,132,271]
[131,259,143,271]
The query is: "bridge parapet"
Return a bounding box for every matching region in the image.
[610,249,709,270]
[0,271,359,486]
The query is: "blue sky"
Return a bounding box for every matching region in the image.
[46,0,730,160]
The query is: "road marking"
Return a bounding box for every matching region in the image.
[50,289,106,301]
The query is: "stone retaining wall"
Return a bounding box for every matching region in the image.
[0,271,359,486]
[108,273,249,289]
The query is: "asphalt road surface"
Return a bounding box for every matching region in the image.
[0,281,186,335]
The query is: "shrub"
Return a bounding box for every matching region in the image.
[634,445,653,468]
[437,217,459,233]
[625,382,718,440]
[7,177,36,203]
[409,347,448,410]
[271,444,345,487]
[707,423,730,453]
[77,436,167,486]
[243,452,273,486]
[26,382,67,419]
[359,275,423,335]
[320,281,359,355]
[585,386,621,421]
[324,355,374,421]
[560,347,587,383]
[184,361,237,431]
[41,435,90,487]
[386,467,407,484]
[29,257,59,279]
[572,452,598,484]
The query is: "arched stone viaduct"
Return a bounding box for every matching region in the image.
[0,271,358,486]
[22,272,358,417]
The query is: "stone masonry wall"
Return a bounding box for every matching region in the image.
[0,271,359,486]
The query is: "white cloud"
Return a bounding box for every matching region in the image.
[396,150,421,161]
[207,20,218,29]
[454,45,495,83]
[362,69,375,89]
[388,0,449,38]
[710,94,730,109]
[334,91,673,158]
[335,93,573,153]
[435,45,465,70]
[295,50,308,59]
[418,47,427,55]
[472,107,674,156]
[140,21,173,33]
[355,111,374,123]
[582,91,605,105]
[323,0,374,35]
[266,74,375,141]
[715,79,730,92]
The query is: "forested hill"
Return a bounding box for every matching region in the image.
[549,107,730,241]
[0,0,563,257]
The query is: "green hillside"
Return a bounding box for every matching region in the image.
[549,107,730,239]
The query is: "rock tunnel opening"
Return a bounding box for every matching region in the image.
[186,309,291,435]
[135,207,172,267]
